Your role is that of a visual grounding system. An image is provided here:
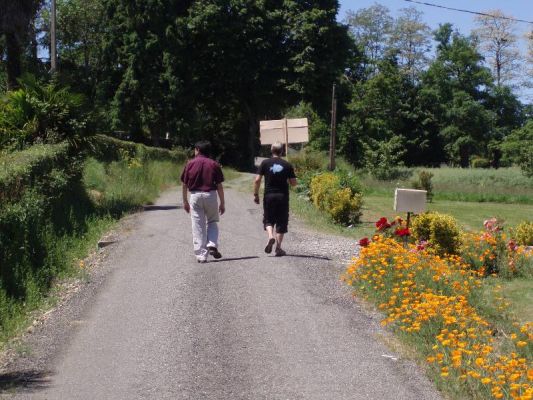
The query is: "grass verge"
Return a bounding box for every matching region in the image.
[0,156,184,345]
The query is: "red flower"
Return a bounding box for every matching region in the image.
[376,217,391,230]
[395,228,410,237]
[359,237,370,247]
[507,240,517,252]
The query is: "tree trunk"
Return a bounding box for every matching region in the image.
[5,32,22,90]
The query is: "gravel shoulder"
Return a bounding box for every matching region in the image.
[0,186,442,400]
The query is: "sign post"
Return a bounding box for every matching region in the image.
[259,118,309,155]
[394,188,427,228]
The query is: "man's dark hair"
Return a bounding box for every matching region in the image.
[194,140,212,156]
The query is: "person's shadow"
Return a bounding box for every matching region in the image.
[210,256,260,263]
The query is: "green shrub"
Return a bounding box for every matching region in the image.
[411,170,434,202]
[89,134,185,164]
[470,156,490,169]
[310,172,339,210]
[335,168,363,196]
[310,172,363,225]
[0,75,88,150]
[289,148,327,176]
[513,221,533,246]
[363,136,408,180]
[330,189,363,225]
[411,212,462,255]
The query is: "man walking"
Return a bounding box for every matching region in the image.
[181,141,225,263]
[253,142,297,257]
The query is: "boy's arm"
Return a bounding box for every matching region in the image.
[253,175,262,204]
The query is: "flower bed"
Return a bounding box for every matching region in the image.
[344,216,533,400]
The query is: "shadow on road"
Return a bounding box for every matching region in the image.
[210,256,260,263]
[143,205,180,211]
[0,370,51,392]
[284,254,331,260]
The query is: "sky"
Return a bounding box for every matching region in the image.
[337,0,533,100]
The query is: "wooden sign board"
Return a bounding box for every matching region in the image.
[259,118,309,145]
[394,188,427,214]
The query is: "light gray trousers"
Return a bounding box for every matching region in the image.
[189,191,219,260]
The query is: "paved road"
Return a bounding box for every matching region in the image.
[7,187,442,400]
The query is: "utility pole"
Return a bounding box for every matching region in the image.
[328,83,337,171]
[50,0,57,74]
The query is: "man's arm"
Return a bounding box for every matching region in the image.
[289,177,297,187]
[182,184,190,213]
[217,183,225,215]
[253,175,262,204]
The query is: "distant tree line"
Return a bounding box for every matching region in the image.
[1,1,532,171]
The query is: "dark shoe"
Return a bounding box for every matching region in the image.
[208,246,222,259]
[275,248,286,257]
[264,238,276,254]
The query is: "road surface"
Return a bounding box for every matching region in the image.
[3,186,442,400]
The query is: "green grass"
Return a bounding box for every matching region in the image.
[0,156,184,345]
[362,167,533,204]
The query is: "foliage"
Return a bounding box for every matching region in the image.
[411,212,462,255]
[344,237,532,400]
[501,121,533,178]
[0,75,88,150]
[329,188,363,226]
[410,170,434,202]
[513,221,533,247]
[88,134,186,164]
[363,135,407,180]
[471,157,490,169]
[0,138,183,338]
[309,172,363,225]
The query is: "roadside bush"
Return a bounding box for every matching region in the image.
[513,221,533,246]
[411,212,462,255]
[310,172,363,225]
[330,188,363,225]
[89,134,186,164]
[410,170,434,202]
[310,173,339,210]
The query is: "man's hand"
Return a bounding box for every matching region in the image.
[219,203,225,215]
[253,193,260,204]
[183,201,190,213]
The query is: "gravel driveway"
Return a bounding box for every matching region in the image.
[0,186,442,400]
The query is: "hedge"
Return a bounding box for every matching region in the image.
[0,136,185,332]
[89,134,187,163]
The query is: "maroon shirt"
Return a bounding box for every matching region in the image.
[180,155,224,192]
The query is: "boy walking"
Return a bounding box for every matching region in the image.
[181,141,225,263]
[253,142,297,256]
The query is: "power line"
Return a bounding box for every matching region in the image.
[403,0,533,25]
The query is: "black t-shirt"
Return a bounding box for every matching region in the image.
[258,157,296,196]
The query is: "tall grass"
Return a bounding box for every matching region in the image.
[0,156,183,343]
[83,157,182,214]
[362,167,533,204]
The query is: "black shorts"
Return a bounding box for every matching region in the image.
[263,193,289,234]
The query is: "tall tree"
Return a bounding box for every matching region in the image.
[345,4,392,74]
[389,6,431,82]
[421,24,495,167]
[0,0,41,89]
[473,10,520,87]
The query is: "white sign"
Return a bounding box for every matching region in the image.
[394,188,427,214]
[259,118,309,145]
